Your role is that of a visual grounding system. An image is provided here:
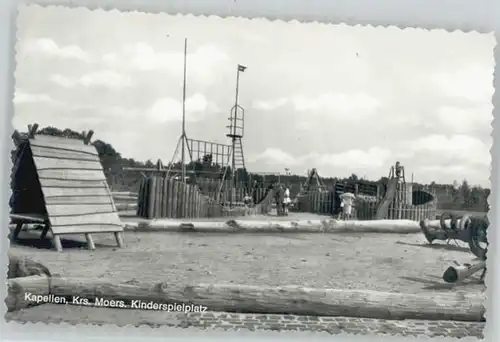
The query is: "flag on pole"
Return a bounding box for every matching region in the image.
[238,64,247,72]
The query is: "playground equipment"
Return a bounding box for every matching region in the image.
[419,213,488,284]
[293,163,436,221]
[9,124,124,252]
[225,64,248,205]
[294,168,333,214]
[367,162,437,221]
[123,159,268,219]
[420,213,489,260]
[375,162,404,219]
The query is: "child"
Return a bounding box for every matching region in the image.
[339,192,355,220]
[283,185,291,216]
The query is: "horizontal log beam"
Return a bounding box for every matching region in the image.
[6,275,50,312]
[127,219,422,234]
[6,276,485,321]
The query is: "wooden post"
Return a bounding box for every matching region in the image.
[27,123,39,138]
[85,233,96,250]
[83,130,94,145]
[147,176,156,219]
[11,130,23,147]
[52,235,63,252]
[155,175,162,217]
[11,223,23,241]
[114,232,124,248]
[40,223,51,239]
[172,181,179,219]
[167,178,174,218]
[162,176,168,217]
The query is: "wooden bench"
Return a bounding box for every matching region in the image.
[9,213,124,252]
[10,213,50,238]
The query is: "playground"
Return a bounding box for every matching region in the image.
[5,124,487,338]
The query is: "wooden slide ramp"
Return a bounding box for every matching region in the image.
[10,125,124,252]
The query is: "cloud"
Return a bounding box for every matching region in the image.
[409,134,490,166]
[435,105,492,134]
[253,93,381,122]
[250,148,298,165]
[13,91,63,106]
[148,93,213,123]
[308,147,393,169]
[252,98,288,111]
[428,65,493,103]
[103,42,230,85]
[293,93,381,113]
[25,38,90,62]
[50,71,133,88]
[250,146,392,170]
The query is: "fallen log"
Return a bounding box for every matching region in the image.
[325,219,421,233]
[137,220,232,232]
[227,219,328,232]
[443,260,487,283]
[6,275,51,312]
[35,277,486,321]
[178,221,235,232]
[131,219,422,234]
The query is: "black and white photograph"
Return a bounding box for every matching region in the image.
[5,5,493,339]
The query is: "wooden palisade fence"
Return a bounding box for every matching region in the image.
[134,176,273,219]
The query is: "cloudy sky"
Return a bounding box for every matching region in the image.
[13,6,494,187]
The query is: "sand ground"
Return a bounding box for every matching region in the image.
[6,212,485,333]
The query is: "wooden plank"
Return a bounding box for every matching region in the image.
[39,178,106,188]
[45,196,113,205]
[42,187,110,198]
[10,213,46,223]
[184,185,193,217]
[46,203,116,216]
[191,186,197,217]
[51,224,123,235]
[33,156,103,171]
[30,146,101,162]
[50,212,122,227]
[181,183,187,218]
[147,177,156,219]
[37,169,106,181]
[30,136,98,156]
[137,179,145,217]
[195,192,200,218]
[162,177,168,217]
[167,179,174,218]
[172,181,179,219]
[177,183,182,218]
[155,176,162,218]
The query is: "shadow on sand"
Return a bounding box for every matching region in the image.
[399,275,484,291]
[9,229,112,250]
[395,240,471,253]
